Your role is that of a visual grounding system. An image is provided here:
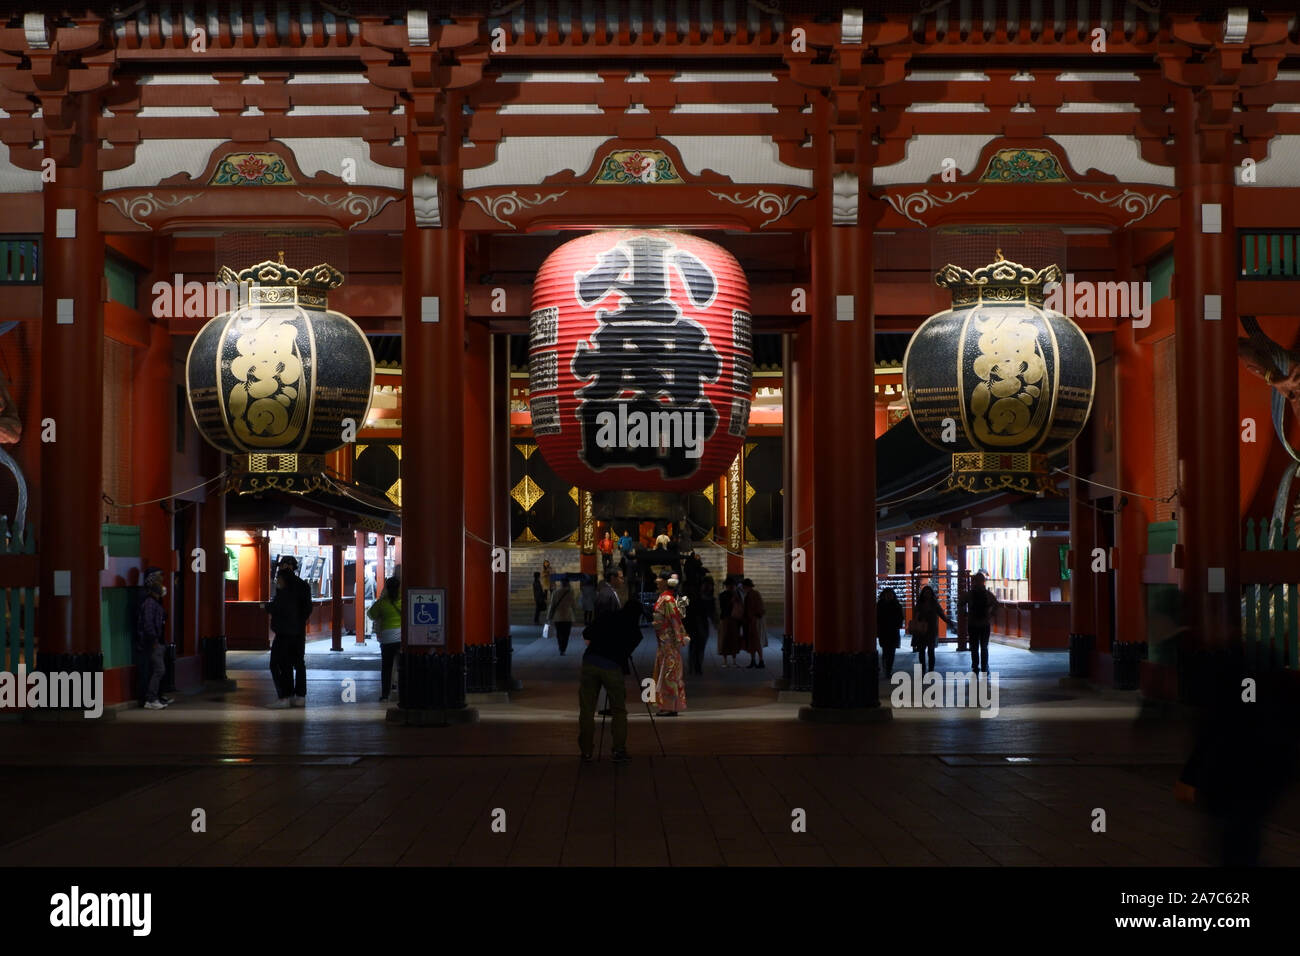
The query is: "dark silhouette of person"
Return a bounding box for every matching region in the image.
[876,587,904,676]
[532,571,546,624]
[911,585,954,675]
[1178,637,1299,865]
[960,572,1000,673]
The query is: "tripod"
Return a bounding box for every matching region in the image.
[597,627,667,760]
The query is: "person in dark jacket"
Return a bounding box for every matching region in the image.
[266,555,313,708]
[532,571,546,624]
[595,570,622,620]
[876,587,904,677]
[911,585,956,676]
[136,567,171,709]
[578,593,645,762]
[960,572,1000,673]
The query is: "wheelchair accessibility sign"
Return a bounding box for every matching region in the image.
[407,588,446,646]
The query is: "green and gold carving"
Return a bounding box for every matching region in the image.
[978,148,1069,184]
[592,149,684,185]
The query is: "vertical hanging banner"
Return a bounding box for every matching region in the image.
[529,230,753,492]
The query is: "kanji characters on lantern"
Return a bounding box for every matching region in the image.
[529,230,753,492]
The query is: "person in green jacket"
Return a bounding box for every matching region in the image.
[368,576,402,702]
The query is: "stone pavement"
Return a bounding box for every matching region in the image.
[1,628,1297,866]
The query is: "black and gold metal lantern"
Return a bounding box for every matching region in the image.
[902,252,1095,493]
[186,256,374,493]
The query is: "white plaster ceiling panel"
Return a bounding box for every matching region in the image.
[462,137,611,188]
[673,71,776,82]
[1049,135,1174,186]
[497,103,604,115]
[0,143,42,193]
[665,136,813,187]
[102,138,226,189]
[496,72,604,83]
[872,134,996,186]
[906,71,989,82]
[1250,136,1300,186]
[279,138,402,187]
[670,103,779,114]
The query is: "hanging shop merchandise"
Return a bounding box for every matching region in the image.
[527,230,754,493]
[902,252,1096,494]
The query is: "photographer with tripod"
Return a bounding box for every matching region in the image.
[578,591,645,763]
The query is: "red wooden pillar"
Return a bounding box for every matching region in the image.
[398,100,471,716]
[955,537,969,651]
[491,333,516,689]
[1172,87,1240,649]
[131,279,173,601]
[38,91,104,666]
[805,118,879,714]
[791,325,816,660]
[1068,445,1098,641]
[198,445,226,664]
[331,539,344,652]
[464,318,495,692]
[376,534,387,594]
[782,334,794,642]
[355,531,367,643]
[1113,231,1155,648]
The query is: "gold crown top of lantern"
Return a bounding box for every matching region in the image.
[186,253,374,495]
[217,255,345,310]
[903,251,1095,495]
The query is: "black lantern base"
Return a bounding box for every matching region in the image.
[231,453,326,495]
[950,452,1053,495]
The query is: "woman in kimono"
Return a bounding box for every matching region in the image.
[652,574,690,715]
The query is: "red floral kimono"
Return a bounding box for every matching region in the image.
[653,590,689,713]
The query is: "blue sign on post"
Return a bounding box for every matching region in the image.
[407,588,446,646]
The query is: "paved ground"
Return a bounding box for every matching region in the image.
[1,626,1297,866]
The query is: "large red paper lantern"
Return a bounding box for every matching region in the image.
[529,230,752,492]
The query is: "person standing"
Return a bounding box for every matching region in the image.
[910,585,955,676]
[368,576,402,702]
[875,587,904,677]
[541,559,553,599]
[652,574,689,714]
[266,556,313,708]
[578,593,643,763]
[683,569,709,675]
[599,531,614,573]
[580,573,597,625]
[961,572,1000,674]
[741,578,766,669]
[548,574,577,655]
[701,570,718,641]
[595,569,622,620]
[136,567,171,710]
[532,571,546,624]
[717,575,742,667]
